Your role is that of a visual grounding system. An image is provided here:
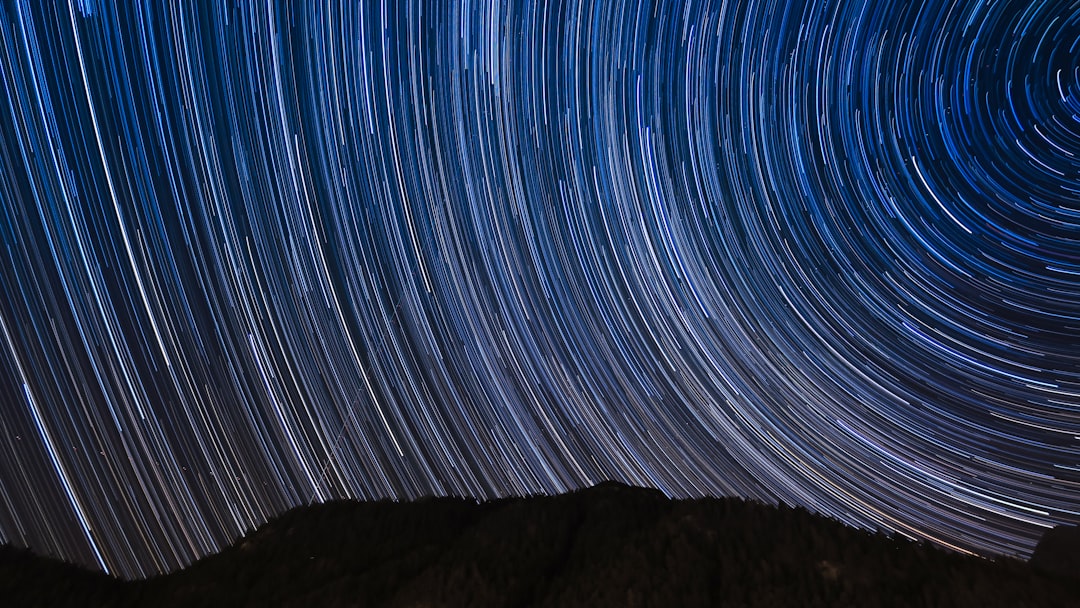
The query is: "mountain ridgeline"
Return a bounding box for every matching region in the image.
[2,482,1078,607]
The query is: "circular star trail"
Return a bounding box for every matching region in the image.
[1,0,1079,578]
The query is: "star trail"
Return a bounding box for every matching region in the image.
[1,0,1079,578]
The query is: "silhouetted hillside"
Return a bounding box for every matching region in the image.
[3,482,1079,606]
[1031,524,1080,582]
[0,544,123,607]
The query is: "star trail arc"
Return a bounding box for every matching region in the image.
[1,0,1079,578]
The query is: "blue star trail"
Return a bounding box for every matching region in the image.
[1,0,1079,578]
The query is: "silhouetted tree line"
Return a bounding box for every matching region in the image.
[3,481,1078,607]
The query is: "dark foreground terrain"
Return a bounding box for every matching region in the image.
[3,482,1078,607]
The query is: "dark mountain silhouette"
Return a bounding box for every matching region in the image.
[3,482,1078,607]
[1031,524,1080,582]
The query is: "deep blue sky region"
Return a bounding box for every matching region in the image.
[1,0,1079,578]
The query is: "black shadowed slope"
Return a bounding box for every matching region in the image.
[1031,525,1080,582]
[3,482,1078,607]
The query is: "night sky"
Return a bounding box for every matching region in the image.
[1,0,1079,579]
